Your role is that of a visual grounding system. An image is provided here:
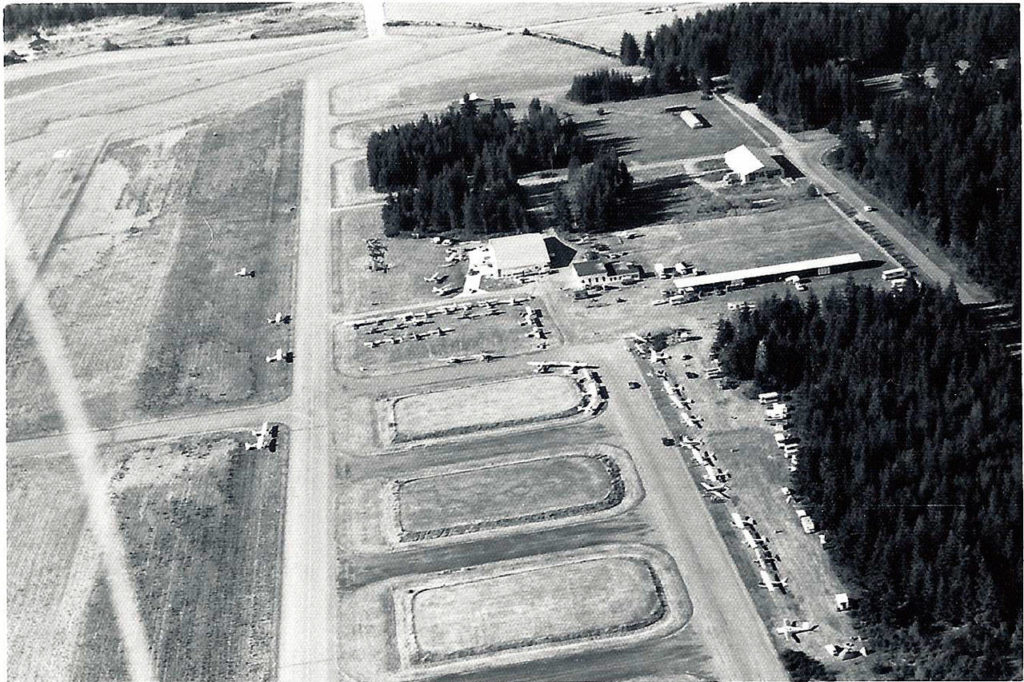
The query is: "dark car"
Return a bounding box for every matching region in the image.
[628,381,641,389]
[661,437,675,446]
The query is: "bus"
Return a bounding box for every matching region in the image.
[881,267,908,281]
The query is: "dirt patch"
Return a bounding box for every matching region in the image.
[383,374,582,443]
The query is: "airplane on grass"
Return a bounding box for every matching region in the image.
[267,312,290,325]
[433,285,460,296]
[758,570,789,593]
[234,267,255,278]
[265,348,292,363]
[423,271,448,284]
[730,512,755,530]
[649,349,670,363]
[528,361,597,374]
[441,356,471,364]
[244,423,276,451]
[702,488,730,502]
[775,620,818,642]
[701,480,730,494]
[477,352,501,362]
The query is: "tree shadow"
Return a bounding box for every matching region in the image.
[613,172,688,228]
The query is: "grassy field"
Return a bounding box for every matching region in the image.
[407,556,664,662]
[385,2,652,29]
[330,205,469,316]
[136,87,301,416]
[613,200,882,276]
[7,431,288,681]
[390,375,581,441]
[534,4,723,52]
[562,92,769,166]
[336,300,557,374]
[395,454,617,535]
[70,432,288,681]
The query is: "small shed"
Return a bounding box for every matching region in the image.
[835,593,851,612]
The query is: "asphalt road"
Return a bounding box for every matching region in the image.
[276,72,340,681]
[593,342,789,682]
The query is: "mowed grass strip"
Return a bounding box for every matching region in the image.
[396,454,618,537]
[410,557,665,662]
[136,86,301,415]
[70,434,288,682]
[392,375,580,441]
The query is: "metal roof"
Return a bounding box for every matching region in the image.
[674,254,864,289]
[572,260,609,277]
[680,110,704,127]
[724,145,780,176]
[488,233,550,271]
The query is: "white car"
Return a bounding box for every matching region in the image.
[863,205,876,212]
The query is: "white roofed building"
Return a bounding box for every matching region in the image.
[680,110,706,129]
[487,233,551,277]
[674,254,865,292]
[724,145,783,184]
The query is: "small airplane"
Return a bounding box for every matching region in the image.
[650,349,669,363]
[441,356,470,364]
[265,348,286,363]
[251,421,274,438]
[703,489,730,503]
[244,432,272,451]
[266,312,289,325]
[528,361,596,374]
[433,285,460,296]
[742,528,766,549]
[775,621,818,642]
[435,326,454,336]
[730,512,755,530]
[477,352,500,362]
[506,296,528,306]
[758,570,788,593]
[423,272,448,284]
[363,339,383,348]
[701,481,730,494]
[234,267,255,278]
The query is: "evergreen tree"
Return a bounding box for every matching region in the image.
[619,31,641,66]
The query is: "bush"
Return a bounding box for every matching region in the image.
[101,37,121,51]
[780,649,835,682]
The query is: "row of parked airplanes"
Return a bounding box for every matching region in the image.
[233,268,293,363]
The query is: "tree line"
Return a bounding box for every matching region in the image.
[835,61,1021,303]
[371,97,606,237]
[712,282,1021,680]
[3,3,269,39]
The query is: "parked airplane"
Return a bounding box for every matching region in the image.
[528,361,597,374]
[423,271,448,284]
[701,481,730,494]
[244,432,271,451]
[234,267,254,277]
[477,352,500,362]
[730,512,755,530]
[435,327,454,336]
[442,356,470,364]
[506,296,528,306]
[758,570,789,593]
[433,285,460,296]
[650,349,669,363]
[703,489,730,502]
[775,620,818,642]
[265,348,285,363]
[267,312,289,325]
[251,421,273,438]
[363,339,383,348]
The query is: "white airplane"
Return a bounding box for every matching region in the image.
[650,349,669,363]
[435,326,454,336]
[758,570,788,593]
[477,352,500,362]
[265,348,285,363]
[742,528,767,549]
[423,272,447,284]
[244,432,271,451]
[364,339,383,348]
[528,361,596,374]
[251,421,273,438]
[234,267,254,277]
[433,285,460,296]
[701,481,730,494]
[267,312,288,325]
[775,621,818,642]
[506,296,528,305]
[441,356,470,364]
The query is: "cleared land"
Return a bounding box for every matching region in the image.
[393,451,627,542]
[7,431,288,681]
[386,374,581,442]
[3,4,362,62]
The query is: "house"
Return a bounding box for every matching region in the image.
[724,145,783,184]
[571,259,642,288]
[487,233,550,278]
[680,110,706,129]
